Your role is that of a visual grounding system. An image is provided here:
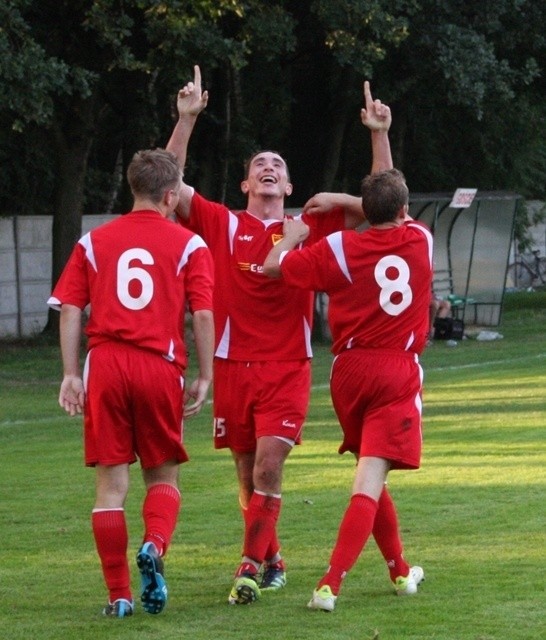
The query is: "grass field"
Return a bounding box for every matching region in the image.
[1,290,545,640]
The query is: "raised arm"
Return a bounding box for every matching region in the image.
[303,80,392,228]
[361,80,392,174]
[166,65,209,220]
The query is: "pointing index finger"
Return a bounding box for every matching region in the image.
[193,64,201,89]
[363,80,373,107]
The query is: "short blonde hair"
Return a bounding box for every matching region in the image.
[127,149,181,203]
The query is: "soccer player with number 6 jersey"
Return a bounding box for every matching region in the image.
[263,168,431,611]
[48,149,214,618]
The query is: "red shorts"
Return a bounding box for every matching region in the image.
[83,342,189,469]
[330,348,423,470]
[212,358,311,453]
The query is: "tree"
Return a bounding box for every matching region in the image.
[0,0,249,334]
[284,0,412,201]
[1,0,545,338]
[370,0,546,197]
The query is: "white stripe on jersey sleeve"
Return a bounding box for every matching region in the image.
[228,211,239,255]
[79,232,97,272]
[407,222,434,268]
[326,231,352,283]
[46,296,62,311]
[177,234,208,274]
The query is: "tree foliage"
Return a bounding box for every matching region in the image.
[0,0,545,331]
[371,0,546,196]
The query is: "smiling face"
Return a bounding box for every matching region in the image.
[241,151,293,200]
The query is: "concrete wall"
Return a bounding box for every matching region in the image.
[0,215,116,338]
[1,205,545,338]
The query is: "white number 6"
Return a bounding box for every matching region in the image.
[374,255,412,316]
[117,248,154,310]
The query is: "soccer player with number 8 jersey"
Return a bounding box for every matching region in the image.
[48,149,214,618]
[263,168,431,611]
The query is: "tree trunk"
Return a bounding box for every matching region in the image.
[42,96,98,336]
[317,66,358,191]
[390,100,407,170]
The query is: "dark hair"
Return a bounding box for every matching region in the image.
[127,149,181,203]
[243,150,290,181]
[360,169,409,224]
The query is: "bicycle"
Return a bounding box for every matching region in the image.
[506,250,546,289]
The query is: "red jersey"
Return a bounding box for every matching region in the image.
[184,192,346,361]
[279,221,433,355]
[48,210,214,371]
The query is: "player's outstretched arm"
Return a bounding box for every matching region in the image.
[303,192,362,216]
[361,80,393,174]
[167,64,209,166]
[167,65,209,220]
[183,309,214,417]
[303,81,392,228]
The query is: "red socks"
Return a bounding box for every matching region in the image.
[373,487,410,581]
[92,483,180,603]
[242,491,281,570]
[142,483,181,556]
[318,493,378,595]
[92,509,131,602]
[265,530,281,565]
[241,501,282,567]
[317,489,410,595]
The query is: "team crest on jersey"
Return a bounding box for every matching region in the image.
[271,234,284,246]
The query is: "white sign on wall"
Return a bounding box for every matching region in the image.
[450,188,477,208]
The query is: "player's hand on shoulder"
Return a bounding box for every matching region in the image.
[282,218,310,243]
[302,192,337,215]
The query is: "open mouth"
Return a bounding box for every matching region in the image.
[260,176,277,184]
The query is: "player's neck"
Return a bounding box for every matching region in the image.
[246,194,285,221]
[131,198,168,218]
[372,210,410,230]
[373,220,403,230]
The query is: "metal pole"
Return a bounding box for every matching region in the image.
[13,216,23,338]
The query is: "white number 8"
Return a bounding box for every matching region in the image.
[117,248,154,310]
[374,255,412,316]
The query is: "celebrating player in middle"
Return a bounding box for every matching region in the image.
[167,65,392,605]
